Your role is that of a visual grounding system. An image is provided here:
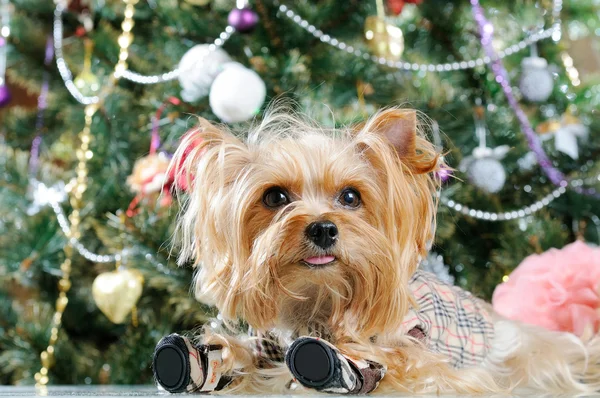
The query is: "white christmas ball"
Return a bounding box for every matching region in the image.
[178,44,232,102]
[209,63,266,123]
[519,56,554,103]
[467,157,506,193]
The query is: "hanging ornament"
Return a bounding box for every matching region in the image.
[519,43,553,103]
[0,83,9,107]
[178,44,232,102]
[228,0,259,33]
[364,18,404,61]
[0,0,11,108]
[92,268,144,324]
[387,0,405,15]
[386,0,422,16]
[460,149,508,194]
[436,158,452,183]
[27,180,67,216]
[365,0,404,61]
[420,252,454,285]
[128,153,171,197]
[73,38,100,97]
[430,121,452,183]
[209,62,266,123]
[537,111,589,160]
[126,97,182,216]
[459,105,509,193]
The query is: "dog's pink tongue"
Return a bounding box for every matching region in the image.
[303,255,335,265]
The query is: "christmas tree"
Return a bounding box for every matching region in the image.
[1,0,599,385]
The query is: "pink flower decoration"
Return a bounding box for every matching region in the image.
[492,241,600,337]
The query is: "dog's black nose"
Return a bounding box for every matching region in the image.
[306,221,338,249]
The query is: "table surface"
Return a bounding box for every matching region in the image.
[0,386,163,397]
[1,385,598,397]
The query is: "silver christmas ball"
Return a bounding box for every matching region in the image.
[467,157,506,193]
[519,56,554,103]
[178,44,232,102]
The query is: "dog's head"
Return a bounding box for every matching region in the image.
[172,108,440,339]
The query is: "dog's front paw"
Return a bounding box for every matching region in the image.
[153,334,193,393]
[153,333,226,394]
[286,337,370,394]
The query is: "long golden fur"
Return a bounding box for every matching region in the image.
[170,106,600,394]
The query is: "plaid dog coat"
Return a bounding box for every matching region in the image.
[252,270,495,370]
[401,270,495,368]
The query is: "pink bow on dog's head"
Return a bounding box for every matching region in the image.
[167,129,205,193]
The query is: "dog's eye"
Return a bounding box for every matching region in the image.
[339,188,361,208]
[263,187,290,208]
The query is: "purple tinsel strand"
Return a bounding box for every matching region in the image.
[470,0,599,198]
[28,37,54,176]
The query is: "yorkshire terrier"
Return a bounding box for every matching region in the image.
[156,107,600,394]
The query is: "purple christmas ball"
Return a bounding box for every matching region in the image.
[0,84,11,108]
[436,165,453,183]
[228,7,259,33]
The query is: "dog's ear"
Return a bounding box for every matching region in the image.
[169,117,246,193]
[354,108,437,174]
[369,109,417,159]
[170,117,249,267]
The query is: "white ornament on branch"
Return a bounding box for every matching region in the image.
[459,106,509,194]
[519,44,554,103]
[209,62,266,123]
[178,44,232,102]
[460,146,509,194]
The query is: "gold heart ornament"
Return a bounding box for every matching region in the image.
[92,269,144,324]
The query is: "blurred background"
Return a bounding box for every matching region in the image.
[1,0,599,386]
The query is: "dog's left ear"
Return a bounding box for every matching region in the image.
[355,108,437,174]
[369,109,417,159]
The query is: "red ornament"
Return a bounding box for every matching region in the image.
[387,0,405,15]
[75,26,87,37]
[387,0,422,15]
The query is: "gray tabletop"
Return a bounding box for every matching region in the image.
[0,386,163,397]
[0,385,592,397]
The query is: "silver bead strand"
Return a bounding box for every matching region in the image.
[48,184,169,269]
[49,192,119,263]
[120,26,236,84]
[275,0,561,72]
[54,1,100,105]
[54,1,235,96]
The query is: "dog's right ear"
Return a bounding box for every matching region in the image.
[171,117,249,267]
[169,117,246,193]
